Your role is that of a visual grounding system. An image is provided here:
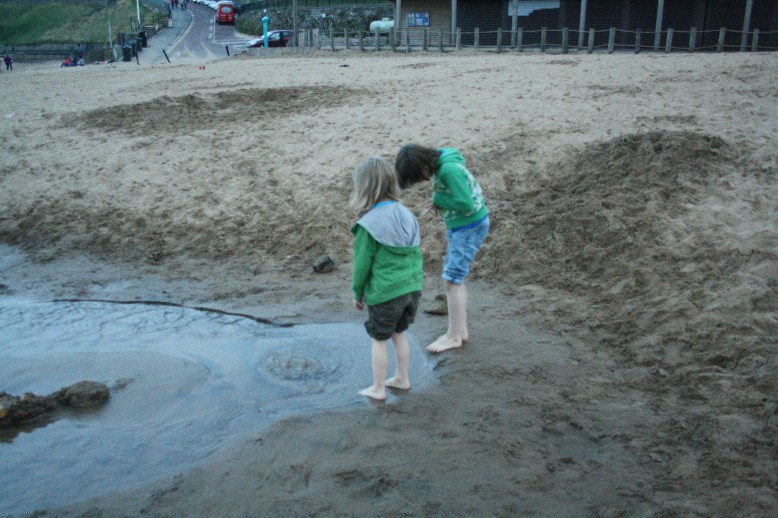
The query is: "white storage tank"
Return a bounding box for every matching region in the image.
[369,18,394,34]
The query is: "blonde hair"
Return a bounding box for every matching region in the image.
[350,157,400,213]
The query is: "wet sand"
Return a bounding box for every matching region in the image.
[0,50,776,516]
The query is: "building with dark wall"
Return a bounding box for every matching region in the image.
[394,0,778,48]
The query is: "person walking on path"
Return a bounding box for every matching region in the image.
[350,157,424,400]
[4,54,13,71]
[395,144,489,354]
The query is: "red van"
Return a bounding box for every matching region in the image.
[215,1,235,25]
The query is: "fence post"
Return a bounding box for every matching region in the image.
[439,29,444,52]
[562,27,569,54]
[497,28,502,53]
[717,27,726,52]
[578,0,588,49]
[541,27,547,52]
[665,28,673,53]
[587,28,594,53]
[456,27,461,50]
[752,28,759,52]
[390,28,396,51]
[635,28,641,53]
[689,27,696,52]
[405,29,411,53]
[517,28,523,52]
[608,27,615,54]
[653,0,665,51]
[423,28,429,51]
[741,0,754,51]
[330,28,335,51]
[345,29,350,50]
[358,31,364,52]
[474,28,479,50]
[511,26,517,48]
[375,28,380,51]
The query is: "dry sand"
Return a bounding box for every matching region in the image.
[1,50,776,516]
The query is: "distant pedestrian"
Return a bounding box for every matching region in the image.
[4,54,12,71]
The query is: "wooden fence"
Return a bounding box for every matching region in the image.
[278,26,778,54]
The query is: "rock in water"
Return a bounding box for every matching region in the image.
[55,381,110,408]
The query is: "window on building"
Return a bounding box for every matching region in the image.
[406,12,430,27]
[508,1,561,17]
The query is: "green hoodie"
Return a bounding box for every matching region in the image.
[433,148,489,230]
[351,201,423,306]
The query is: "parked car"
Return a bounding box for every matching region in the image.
[245,30,295,48]
[215,1,235,24]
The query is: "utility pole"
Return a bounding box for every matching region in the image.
[292,0,297,47]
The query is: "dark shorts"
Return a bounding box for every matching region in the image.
[364,291,421,341]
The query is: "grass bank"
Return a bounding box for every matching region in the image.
[0,0,163,45]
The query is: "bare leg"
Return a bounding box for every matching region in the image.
[359,338,388,400]
[427,281,468,353]
[385,332,411,390]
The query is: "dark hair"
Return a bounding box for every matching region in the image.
[394,144,440,189]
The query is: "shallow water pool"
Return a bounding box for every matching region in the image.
[0,298,434,515]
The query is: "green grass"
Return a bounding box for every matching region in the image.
[0,0,162,45]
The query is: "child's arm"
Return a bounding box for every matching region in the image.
[351,225,377,304]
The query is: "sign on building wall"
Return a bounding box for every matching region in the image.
[406,11,430,27]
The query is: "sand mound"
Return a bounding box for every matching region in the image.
[61,86,363,135]
[479,130,777,494]
[487,130,775,355]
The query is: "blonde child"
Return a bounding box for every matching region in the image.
[395,144,489,353]
[350,157,424,400]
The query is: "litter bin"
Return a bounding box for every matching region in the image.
[122,45,132,62]
[128,39,137,56]
[138,30,148,48]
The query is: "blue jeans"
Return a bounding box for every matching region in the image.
[442,216,490,285]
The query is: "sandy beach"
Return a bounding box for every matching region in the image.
[1,49,776,516]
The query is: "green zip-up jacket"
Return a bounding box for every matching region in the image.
[351,201,423,306]
[433,148,489,230]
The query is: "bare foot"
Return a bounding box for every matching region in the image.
[358,386,386,400]
[426,334,464,353]
[385,376,410,390]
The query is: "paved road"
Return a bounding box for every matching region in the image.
[145,2,252,64]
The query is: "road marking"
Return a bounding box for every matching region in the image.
[167,11,195,53]
[213,40,252,46]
